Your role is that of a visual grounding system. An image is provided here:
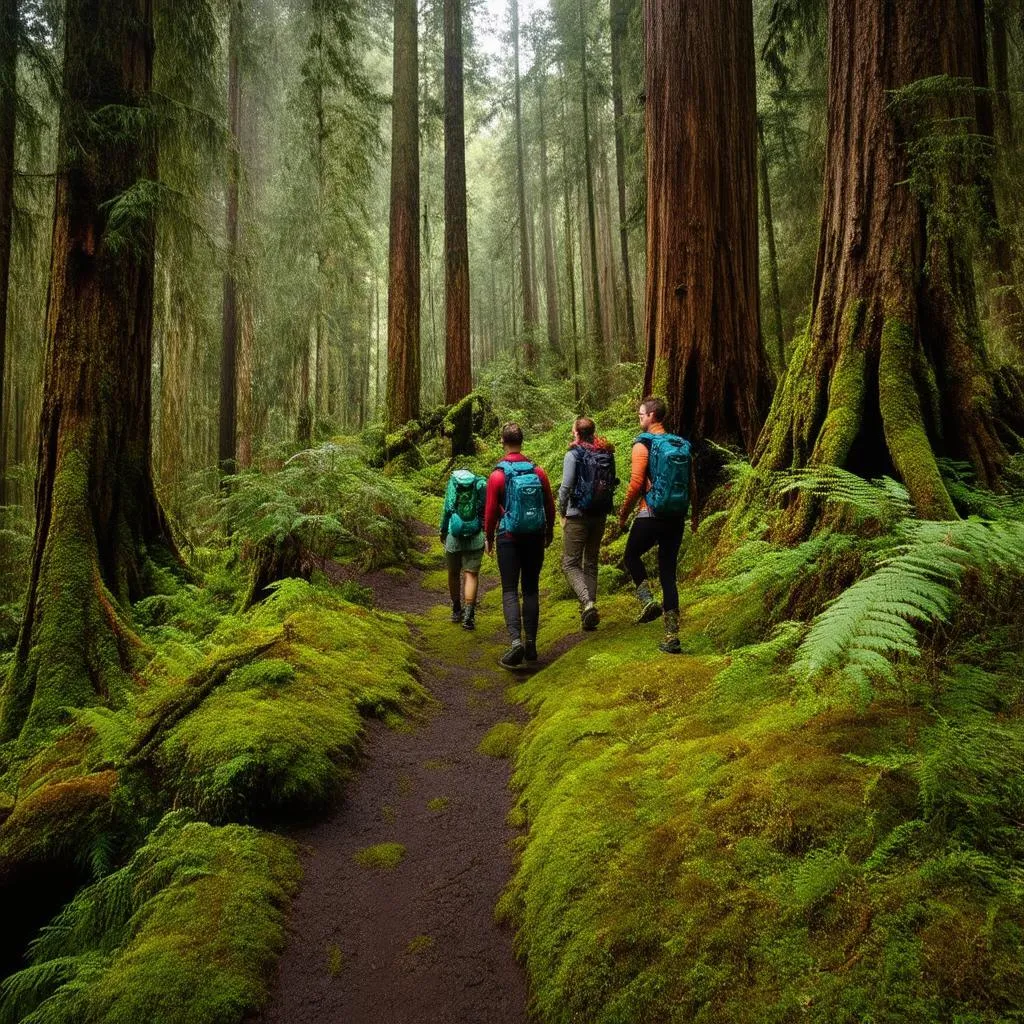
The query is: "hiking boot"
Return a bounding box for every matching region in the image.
[461,605,476,631]
[450,602,463,623]
[581,602,600,631]
[523,639,538,663]
[659,609,681,654]
[635,583,662,624]
[500,641,525,669]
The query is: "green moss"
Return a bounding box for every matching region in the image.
[405,934,434,955]
[505,555,1024,1024]
[0,811,300,1024]
[878,318,956,520]
[352,842,406,871]
[477,722,522,759]
[326,944,343,976]
[426,796,450,813]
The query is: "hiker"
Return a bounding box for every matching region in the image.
[558,416,617,631]
[617,396,693,655]
[484,422,555,668]
[440,468,487,630]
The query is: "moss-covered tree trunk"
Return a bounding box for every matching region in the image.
[386,0,420,430]
[444,0,472,455]
[0,0,16,508]
[1,0,177,744]
[511,0,537,369]
[753,0,1018,522]
[642,0,770,449]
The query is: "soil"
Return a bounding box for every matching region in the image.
[257,546,557,1024]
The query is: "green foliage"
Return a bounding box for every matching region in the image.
[220,442,418,575]
[352,841,405,871]
[784,468,1024,698]
[0,811,300,1024]
[477,722,523,759]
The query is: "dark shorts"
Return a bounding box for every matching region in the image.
[446,547,483,574]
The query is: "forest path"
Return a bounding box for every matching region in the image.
[257,540,550,1024]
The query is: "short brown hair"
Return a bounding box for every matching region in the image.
[501,421,524,446]
[640,396,667,423]
[574,416,596,442]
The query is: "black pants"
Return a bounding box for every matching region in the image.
[497,534,545,642]
[623,516,685,612]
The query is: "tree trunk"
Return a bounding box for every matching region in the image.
[0,0,16,507]
[386,0,420,429]
[642,0,770,450]
[609,0,637,361]
[757,116,786,376]
[444,0,473,454]
[297,321,312,443]
[236,296,254,469]
[753,0,1018,522]
[537,74,562,365]
[218,0,241,475]
[578,0,605,368]
[512,0,537,368]
[2,0,177,744]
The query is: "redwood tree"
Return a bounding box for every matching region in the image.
[0,0,16,506]
[444,0,472,453]
[218,0,242,474]
[753,0,1020,520]
[642,0,770,450]
[511,0,537,367]
[2,0,177,743]
[386,0,420,429]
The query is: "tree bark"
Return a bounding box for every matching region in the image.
[0,0,16,507]
[512,0,538,368]
[218,0,241,475]
[444,0,472,454]
[752,0,1018,522]
[579,0,605,368]
[2,0,177,744]
[642,0,770,450]
[609,0,637,361]
[386,0,420,429]
[757,116,786,376]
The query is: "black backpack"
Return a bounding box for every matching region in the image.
[571,445,617,514]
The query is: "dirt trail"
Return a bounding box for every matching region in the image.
[257,557,538,1024]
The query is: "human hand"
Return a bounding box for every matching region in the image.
[545,532,554,549]
[485,538,494,556]
[617,516,628,534]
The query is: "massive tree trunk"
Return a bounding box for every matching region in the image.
[753,0,1018,521]
[643,0,770,450]
[0,0,16,507]
[578,0,605,366]
[2,0,177,744]
[444,0,472,453]
[512,0,538,368]
[386,0,420,429]
[609,0,637,361]
[218,0,241,475]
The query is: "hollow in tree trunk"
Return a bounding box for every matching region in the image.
[2,0,178,745]
[642,0,770,450]
[386,0,420,429]
[753,0,1020,524]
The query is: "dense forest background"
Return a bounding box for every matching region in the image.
[0,0,1023,1021]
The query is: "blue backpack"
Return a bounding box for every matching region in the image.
[637,432,691,517]
[571,445,617,514]
[498,460,546,534]
[445,469,485,537]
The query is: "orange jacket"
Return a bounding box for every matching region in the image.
[618,422,666,519]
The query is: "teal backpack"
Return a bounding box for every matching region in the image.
[445,469,485,537]
[498,460,546,535]
[637,432,691,517]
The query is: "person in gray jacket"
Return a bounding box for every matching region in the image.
[558,417,617,631]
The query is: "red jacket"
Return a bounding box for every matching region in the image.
[484,452,556,543]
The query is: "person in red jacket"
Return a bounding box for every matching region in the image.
[484,422,556,668]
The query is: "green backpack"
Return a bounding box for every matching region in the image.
[445,469,485,537]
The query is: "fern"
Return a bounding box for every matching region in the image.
[788,467,1024,695]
